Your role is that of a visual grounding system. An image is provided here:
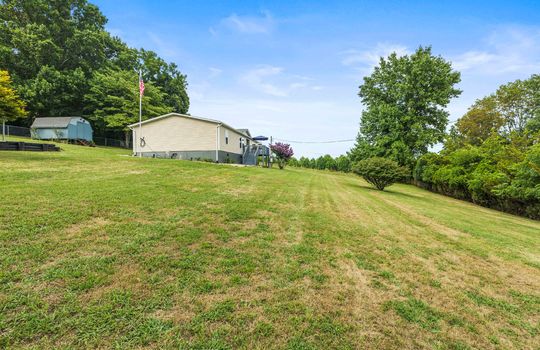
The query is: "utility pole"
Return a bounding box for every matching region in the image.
[268,136,272,168]
[138,69,143,158]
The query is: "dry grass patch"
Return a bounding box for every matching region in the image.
[1,141,539,349]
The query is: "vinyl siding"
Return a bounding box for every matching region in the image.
[132,115,218,153]
[35,128,68,139]
[219,126,245,155]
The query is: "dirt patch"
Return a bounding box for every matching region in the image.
[127,170,147,175]
[64,217,110,238]
[81,263,146,302]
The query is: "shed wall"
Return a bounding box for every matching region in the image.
[35,128,68,139]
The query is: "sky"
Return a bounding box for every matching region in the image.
[93,0,540,157]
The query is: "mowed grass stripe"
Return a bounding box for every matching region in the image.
[0,139,539,349]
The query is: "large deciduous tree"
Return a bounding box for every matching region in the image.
[495,75,539,135]
[454,96,504,146]
[349,46,461,169]
[447,74,540,150]
[0,0,189,138]
[138,49,189,114]
[0,0,112,121]
[414,74,540,219]
[0,70,27,140]
[84,68,171,145]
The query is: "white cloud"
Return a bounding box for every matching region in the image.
[452,51,498,71]
[341,43,409,70]
[452,26,540,75]
[208,67,223,78]
[240,65,287,96]
[212,11,274,35]
[239,65,318,97]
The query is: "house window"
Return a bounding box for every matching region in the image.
[225,130,229,144]
[239,138,243,149]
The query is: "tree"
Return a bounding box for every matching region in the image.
[0,70,26,140]
[0,0,113,120]
[412,74,540,219]
[84,68,171,145]
[298,156,310,168]
[335,155,352,172]
[270,142,294,169]
[0,0,190,136]
[455,96,504,146]
[288,157,299,167]
[445,74,540,153]
[138,49,189,114]
[495,77,538,134]
[350,46,461,169]
[353,157,408,191]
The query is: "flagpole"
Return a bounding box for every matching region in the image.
[138,69,142,158]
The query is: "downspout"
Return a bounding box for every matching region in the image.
[216,123,221,162]
[131,127,135,155]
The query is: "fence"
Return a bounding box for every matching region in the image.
[2,125,131,149]
[93,136,131,149]
[2,125,31,138]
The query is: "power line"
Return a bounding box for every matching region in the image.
[274,138,355,144]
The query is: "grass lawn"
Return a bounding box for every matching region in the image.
[1,138,539,349]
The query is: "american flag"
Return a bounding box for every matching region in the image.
[139,71,145,96]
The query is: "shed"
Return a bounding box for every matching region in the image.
[31,117,93,142]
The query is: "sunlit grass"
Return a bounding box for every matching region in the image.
[1,138,539,349]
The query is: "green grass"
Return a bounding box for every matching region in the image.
[1,137,539,349]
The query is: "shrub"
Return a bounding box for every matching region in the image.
[353,157,408,190]
[414,135,540,219]
[270,142,294,169]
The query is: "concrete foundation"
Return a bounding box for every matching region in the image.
[136,150,243,164]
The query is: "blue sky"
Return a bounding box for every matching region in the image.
[93,0,540,157]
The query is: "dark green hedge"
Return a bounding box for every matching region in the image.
[414,135,540,220]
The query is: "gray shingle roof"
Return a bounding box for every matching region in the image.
[237,129,251,137]
[31,117,77,128]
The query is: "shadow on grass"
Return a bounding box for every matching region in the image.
[344,181,420,199]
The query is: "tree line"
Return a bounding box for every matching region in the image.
[289,154,352,172]
[344,46,540,219]
[414,75,540,219]
[0,0,189,143]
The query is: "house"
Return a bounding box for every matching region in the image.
[127,113,268,165]
[31,117,93,142]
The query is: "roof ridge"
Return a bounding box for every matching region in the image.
[128,113,254,140]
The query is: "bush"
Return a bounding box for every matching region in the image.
[353,157,408,190]
[270,142,294,169]
[414,135,540,219]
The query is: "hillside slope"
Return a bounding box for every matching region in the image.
[1,141,539,349]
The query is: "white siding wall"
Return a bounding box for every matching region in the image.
[219,126,245,155]
[133,116,218,153]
